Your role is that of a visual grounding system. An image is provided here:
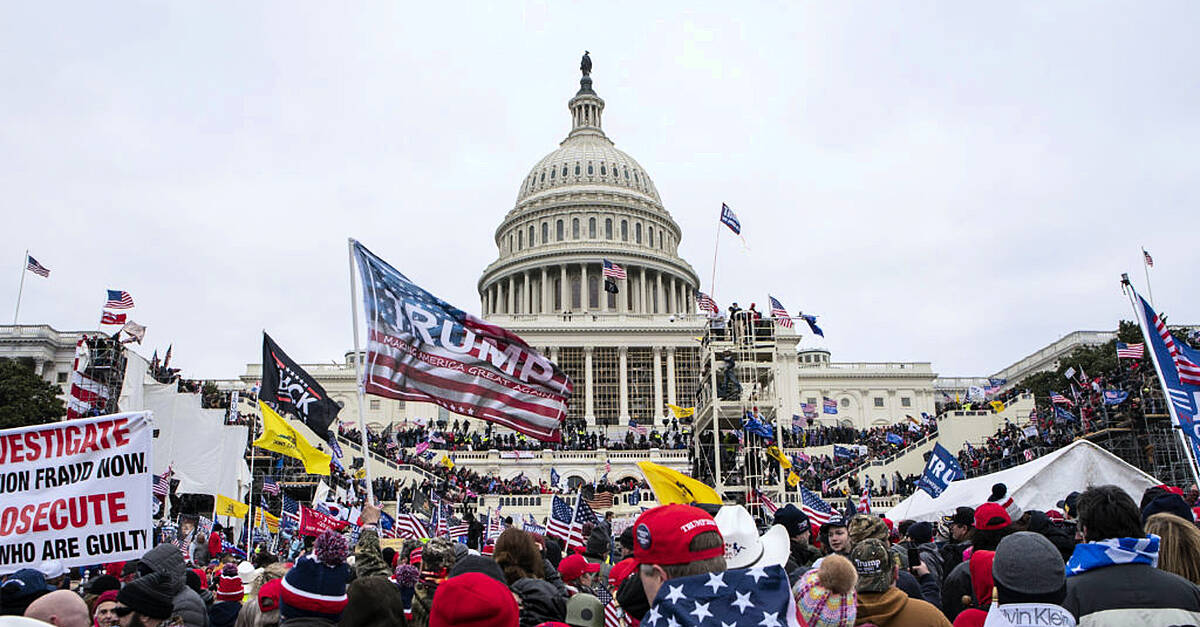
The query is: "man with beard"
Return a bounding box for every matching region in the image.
[115,573,179,627]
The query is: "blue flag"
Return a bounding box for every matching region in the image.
[800,313,824,337]
[646,564,796,627]
[886,432,904,446]
[550,468,560,487]
[918,443,964,498]
[1054,406,1078,423]
[741,412,775,439]
[1102,390,1129,405]
[1130,288,1200,462]
[833,445,856,460]
[719,203,741,234]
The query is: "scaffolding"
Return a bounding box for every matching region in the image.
[692,313,787,516]
[81,334,128,416]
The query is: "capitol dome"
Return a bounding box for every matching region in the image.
[479,56,699,320]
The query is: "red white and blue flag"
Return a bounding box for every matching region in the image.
[696,291,718,316]
[100,311,126,326]
[857,486,872,514]
[1049,392,1073,406]
[546,495,575,545]
[719,203,741,235]
[1129,286,1200,465]
[396,512,429,540]
[800,487,834,526]
[25,255,50,278]
[1116,342,1145,360]
[822,398,838,414]
[351,240,572,442]
[1143,249,1154,268]
[602,260,626,280]
[768,295,793,328]
[104,290,135,309]
[153,466,173,499]
[262,477,280,495]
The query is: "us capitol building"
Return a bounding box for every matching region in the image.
[0,55,1111,489]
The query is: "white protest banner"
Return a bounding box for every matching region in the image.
[0,411,154,574]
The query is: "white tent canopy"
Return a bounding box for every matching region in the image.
[885,440,1161,523]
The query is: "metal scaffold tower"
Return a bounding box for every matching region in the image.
[692,311,796,514]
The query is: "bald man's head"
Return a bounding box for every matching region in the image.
[25,590,90,627]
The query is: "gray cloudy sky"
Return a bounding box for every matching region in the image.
[3,2,1197,380]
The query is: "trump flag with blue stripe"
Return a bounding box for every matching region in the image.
[351,240,573,442]
[1129,285,1200,462]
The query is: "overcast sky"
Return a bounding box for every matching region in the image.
[3,2,1197,380]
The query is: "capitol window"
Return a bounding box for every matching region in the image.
[624,167,629,179]
[587,163,593,175]
[635,223,642,244]
[648,227,654,247]
[550,167,555,179]
[562,165,568,177]
[621,220,628,241]
[605,218,613,239]
[369,399,380,411]
[589,217,596,238]
[517,230,523,250]
[600,164,607,176]
[557,220,564,241]
[902,397,912,407]
[575,163,580,175]
[528,225,534,246]
[542,222,549,243]
[572,218,580,239]
[874,397,885,408]
[540,171,545,183]
[807,397,817,406]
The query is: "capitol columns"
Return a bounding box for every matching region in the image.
[652,346,663,421]
[666,346,677,408]
[560,265,568,313]
[541,267,549,314]
[639,267,648,313]
[618,346,630,423]
[523,271,531,314]
[507,275,515,314]
[584,346,595,424]
[655,271,664,314]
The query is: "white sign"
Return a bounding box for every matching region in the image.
[0,412,154,574]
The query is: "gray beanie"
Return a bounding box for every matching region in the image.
[992,532,1065,595]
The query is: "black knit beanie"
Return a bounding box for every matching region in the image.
[118,573,175,620]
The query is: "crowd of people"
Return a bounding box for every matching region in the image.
[7,478,1200,627]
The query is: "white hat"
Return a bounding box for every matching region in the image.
[237,560,261,594]
[37,560,65,580]
[714,505,790,570]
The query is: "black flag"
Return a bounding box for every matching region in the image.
[261,333,341,439]
[604,278,619,294]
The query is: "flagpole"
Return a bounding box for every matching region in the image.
[709,218,720,301]
[13,249,27,324]
[347,238,377,505]
[246,396,257,558]
[1122,278,1200,488]
[1142,246,1155,308]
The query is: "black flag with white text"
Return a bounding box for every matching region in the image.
[261,333,341,439]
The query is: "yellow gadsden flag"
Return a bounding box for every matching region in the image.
[765,445,792,469]
[990,400,1006,413]
[787,471,801,487]
[637,461,721,505]
[666,404,695,419]
[215,494,248,519]
[254,400,331,475]
[254,509,280,533]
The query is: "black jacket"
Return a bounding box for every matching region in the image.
[897,569,941,610]
[511,577,567,627]
[1063,562,1200,626]
[940,560,972,621]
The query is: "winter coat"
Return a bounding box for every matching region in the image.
[209,601,242,627]
[1024,511,1075,562]
[1062,562,1200,627]
[914,541,945,582]
[141,543,211,627]
[785,543,822,575]
[352,529,391,579]
[897,569,942,610]
[939,540,970,576]
[209,532,224,559]
[192,538,210,565]
[511,577,567,627]
[855,586,953,627]
[940,560,973,621]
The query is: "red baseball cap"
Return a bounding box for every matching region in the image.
[608,557,636,590]
[633,504,724,566]
[558,554,601,583]
[974,502,1011,531]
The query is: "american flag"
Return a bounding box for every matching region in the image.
[646,564,801,627]
[822,398,838,414]
[281,495,301,529]
[585,491,614,510]
[100,311,126,326]
[1143,249,1154,267]
[602,260,626,280]
[104,289,135,309]
[448,522,469,539]
[719,203,741,235]
[153,466,173,499]
[396,512,429,540]
[352,241,572,442]
[768,295,793,329]
[1049,392,1073,406]
[1150,306,1200,386]
[569,494,598,549]
[262,477,280,495]
[799,487,834,526]
[486,508,505,540]
[1116,342,1145,360]
[752,488,778,515]
[628,419,648,436]
[857,486,872,514]
[66,370,110,420]
[433,502,448,537]
[546,495,575,545]
[25,255,50,278]
[801,403,817,419]
[696,291,718,316]
[604,600,627,627]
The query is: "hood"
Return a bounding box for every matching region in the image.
[855,587,909,625]
[141,543,187,593]
[511,577,566,624]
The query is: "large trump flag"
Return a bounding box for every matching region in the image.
[351,240,572,442]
